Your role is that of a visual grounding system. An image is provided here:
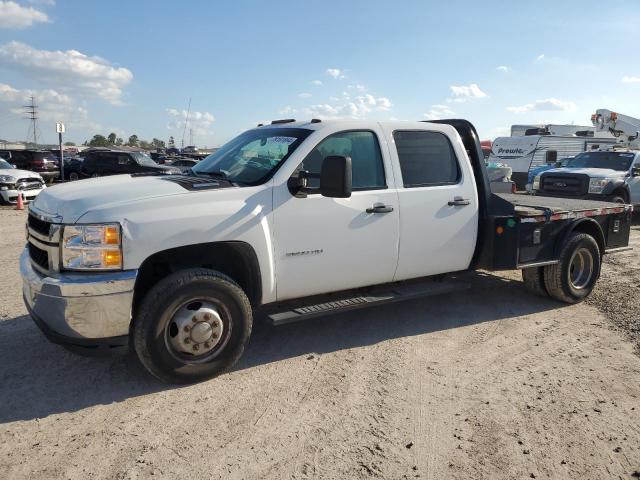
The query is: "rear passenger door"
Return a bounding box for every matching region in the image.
[384,126,479,281]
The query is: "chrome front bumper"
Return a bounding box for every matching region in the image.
[20,248,137,342]
[0,187,43,203]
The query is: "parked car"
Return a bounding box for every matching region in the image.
[0,151,12,161]
[531,150,640,206]
[63,157,84,181]
[0,158,46,204]
[5,149,60,183]
[168,158,199,173]
[181,145,199,154]
[79,150,181,177]
[21,119,632,384]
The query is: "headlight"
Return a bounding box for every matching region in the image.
[588,178,610,194]
[61,223,122,270]
[0,175,16,183]
[532,175,541,191]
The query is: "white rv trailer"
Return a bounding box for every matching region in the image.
[510,124,595,137]
[488,134,619,189]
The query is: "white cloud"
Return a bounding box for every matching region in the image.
[506,98,577,113]
[536,53,545,61]
[166,108,216,140]
[303,94,392,120]
[297,92,312,98]
[326,68,345,79]
[622,75,640,84]
[449,83,488,102]
[496,65,510,72]
[0,41,133,104]
[279,105,296,115]
[310,80,322,86]
[0,1,49,29]
[424,104,455,120]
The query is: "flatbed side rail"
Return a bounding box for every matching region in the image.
[518,204,633,224]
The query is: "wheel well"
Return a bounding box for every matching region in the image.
[567,219,605,256]
[610,187,629,202]
[133,241,262,316]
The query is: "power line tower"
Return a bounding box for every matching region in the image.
[189,127,194,146]
[24,96,39,147]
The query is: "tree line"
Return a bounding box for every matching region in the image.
[84,133,177,150]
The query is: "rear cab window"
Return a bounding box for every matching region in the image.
[393,130,461,187]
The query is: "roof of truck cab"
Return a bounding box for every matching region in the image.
[254,119,451,132]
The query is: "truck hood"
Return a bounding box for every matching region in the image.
[30,174,229,223]
[0,168,43,181]
[541,167,626,178]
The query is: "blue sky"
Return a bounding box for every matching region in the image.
[1,0,640,146]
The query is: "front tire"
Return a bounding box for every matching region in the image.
[543,233,601,304]
[133,268,252,384]
[69,171,79,181]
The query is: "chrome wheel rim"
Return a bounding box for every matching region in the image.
[569,247,594,290]
[164,300,231,363]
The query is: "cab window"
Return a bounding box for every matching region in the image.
[298,130,385,190]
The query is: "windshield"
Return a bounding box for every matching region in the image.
[566,152,634,171]
[0,159,12,169]
[192,128,312,185]
[131,152,158,167]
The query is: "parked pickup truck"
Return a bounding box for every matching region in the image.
[21,119,633,384]
[532,149,640,206]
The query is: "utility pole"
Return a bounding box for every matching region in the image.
[56,122,65,180]
[181,97,191,149]
[189,127,193,146]
[24,96,38,147]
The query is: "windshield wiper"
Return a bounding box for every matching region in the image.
[195,170,246,186]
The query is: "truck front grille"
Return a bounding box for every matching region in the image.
[18,178,44,191]
[28,214,51,236]
[28,242,49,270]
[540,174,589,196]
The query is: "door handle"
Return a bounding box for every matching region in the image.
[448,197,470,207]
[366,204,394,214]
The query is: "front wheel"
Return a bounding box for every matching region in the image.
[543,233,601,304]
[133,268,253,384]
[69,171,79,181]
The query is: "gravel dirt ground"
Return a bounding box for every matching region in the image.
[1,206,639,480]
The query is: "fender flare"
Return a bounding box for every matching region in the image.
[602,180,629,199]
[556,218,605,258]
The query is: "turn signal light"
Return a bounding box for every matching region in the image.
[102,250,122,267]
[104,226,120,244]
[611,112,618,121]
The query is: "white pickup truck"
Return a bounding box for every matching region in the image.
[21,119,633,383]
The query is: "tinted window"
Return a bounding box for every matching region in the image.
[393,131,460,187]
[117,154,133,165]
[299,130,385,190]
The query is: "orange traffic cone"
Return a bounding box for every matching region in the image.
[16,192,24,210]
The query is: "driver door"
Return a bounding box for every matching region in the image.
[272,129,400,301]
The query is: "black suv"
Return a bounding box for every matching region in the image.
[80,150,180,178]
[7,149,60,183]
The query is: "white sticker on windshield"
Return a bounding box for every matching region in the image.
[269,136,297,145]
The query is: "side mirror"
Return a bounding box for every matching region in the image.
[632,165,640,177]
[320,155,352,198]
[545,150,558,165]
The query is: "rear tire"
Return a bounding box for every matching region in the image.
[522,267,548,297]
[133,268,252,384]
[543,233,600,304]
[69,172,79,181]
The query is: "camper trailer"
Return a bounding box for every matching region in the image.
[488,134,618,189]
